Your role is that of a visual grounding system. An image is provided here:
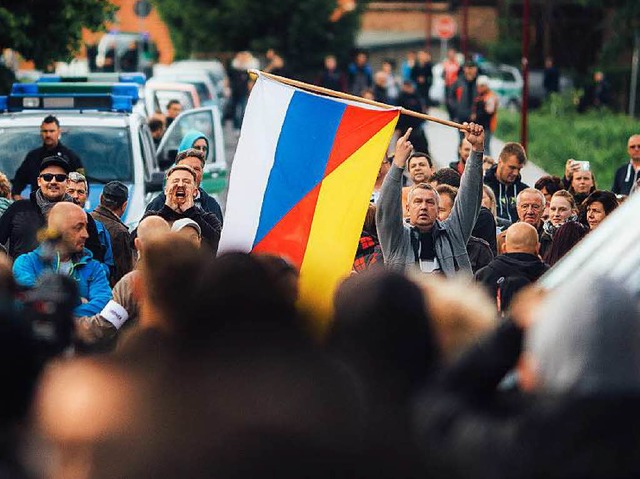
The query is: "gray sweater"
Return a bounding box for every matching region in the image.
[376,150,483,277]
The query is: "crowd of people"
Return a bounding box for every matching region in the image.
[0,48,638,477]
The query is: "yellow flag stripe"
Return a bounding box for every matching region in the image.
[297,116,399,331]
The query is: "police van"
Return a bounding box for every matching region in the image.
[0,75,228,224]
[0,79,165,228]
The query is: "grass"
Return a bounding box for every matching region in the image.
[494,98,640,189]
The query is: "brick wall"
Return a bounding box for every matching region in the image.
[361,4,498,47]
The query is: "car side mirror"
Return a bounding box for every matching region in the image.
[145,171,165,193]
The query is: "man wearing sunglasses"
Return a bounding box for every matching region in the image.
[11,115,84,200]
[612,134,640,195]
[0,157,104,261]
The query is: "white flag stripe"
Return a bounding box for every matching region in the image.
[218,76,295,254]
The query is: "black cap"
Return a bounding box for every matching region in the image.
[102,181,128,201]
[464,59,478,68]
[39,156,71,174]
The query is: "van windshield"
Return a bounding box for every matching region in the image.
[0,126,133,183]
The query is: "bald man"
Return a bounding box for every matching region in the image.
[13,202,112,318]
[75,216,171,349]
[474,222,549,308]
[612,134,640,195]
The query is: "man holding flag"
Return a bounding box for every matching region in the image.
[376,123,484,276]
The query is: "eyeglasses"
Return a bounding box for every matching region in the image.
[629,145,640,149]
[39,173,67,182]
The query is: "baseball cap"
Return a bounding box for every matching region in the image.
[477,75,490,86]
[102,181,129,202]
[39,156,71,174]
[464,59,477,68]
[171,218,201,237]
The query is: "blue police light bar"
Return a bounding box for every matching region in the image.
[11,83,39,95]
[37,73,146,85]
[13,82,139,104]
[4,93,133,113]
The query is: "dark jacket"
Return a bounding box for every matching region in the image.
[145,187,223,225]
[472,207,497,255]
[484,164,529,223]
[91,205,133,286]
[449,77,477,123]
[142,205,221,254]
[474,252,549,301]
[0,191,103,261]
[11,142,83,196]
[611,162,640,196]
[467,236,494,274]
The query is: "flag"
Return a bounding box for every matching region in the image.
[219,73,400,326]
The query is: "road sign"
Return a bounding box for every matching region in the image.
[434,15,457,40]
[134,0,151,18]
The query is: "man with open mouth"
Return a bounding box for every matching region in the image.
[139,164,221,254]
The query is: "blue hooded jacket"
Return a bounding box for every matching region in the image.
[13,246,112,317]
[178,130,210,153]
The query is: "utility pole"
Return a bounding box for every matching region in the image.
[630,29,639,117]
[461,0,469,59]
[520,0,530,151]
[426,0,432,50]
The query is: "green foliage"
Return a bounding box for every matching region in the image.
[153,0,364,75]
[495,102,640,189]
[0,0,116,70]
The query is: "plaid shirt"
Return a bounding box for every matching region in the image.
[353,232,383,273]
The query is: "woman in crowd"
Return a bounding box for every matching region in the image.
[583,190,618,231]
[539,190,578,258]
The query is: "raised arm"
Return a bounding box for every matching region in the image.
[376,128,413,260]
[448,123,484,242]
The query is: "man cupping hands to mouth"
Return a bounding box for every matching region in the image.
[140,164,222,253]
[166,165,196,213]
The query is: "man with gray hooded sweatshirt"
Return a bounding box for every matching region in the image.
[376,123,484,277]
[414,274,640,479]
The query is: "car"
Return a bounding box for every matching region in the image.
[144,79,201,116]
[152,66,218,106]
[169,59,230,111]
[0,82,164,228]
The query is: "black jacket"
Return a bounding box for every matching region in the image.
[11,142,83,196]
[467,236,494,274]
[145,188,223,226]
[472,207,498,255]
[484,165,529,223]
[91,205,133,286]
[611,162,640,196]
[0,192,103,261]
[142,205,221,254]
[474,252,549,301]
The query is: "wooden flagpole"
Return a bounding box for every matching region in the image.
[249,69,468,131]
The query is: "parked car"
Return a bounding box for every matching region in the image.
[145,79,200,116]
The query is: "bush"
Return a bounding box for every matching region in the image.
[495,101,639,189]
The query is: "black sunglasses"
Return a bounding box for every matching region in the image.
[39,173,68,182]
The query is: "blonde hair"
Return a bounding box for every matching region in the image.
[413,274,497,362]
[482,184,497,217]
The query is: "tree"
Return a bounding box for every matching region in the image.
[0,0,116,70]
[153,0,365,76]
